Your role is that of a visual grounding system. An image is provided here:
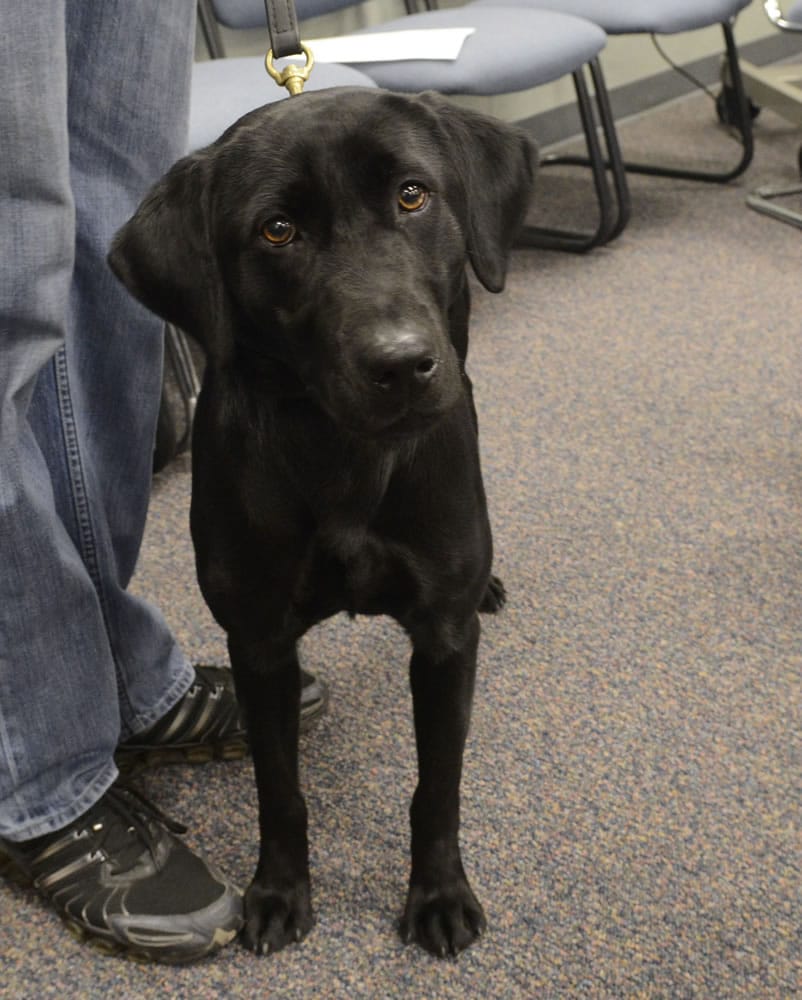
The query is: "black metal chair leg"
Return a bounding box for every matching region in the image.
[519,61,620,252]
[537,22,754,187]
[587,58,631,239]
[537,56,631,247]
[198,0,226,59]
[623,20,754,182]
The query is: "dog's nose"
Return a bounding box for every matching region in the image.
[364,331,440,394]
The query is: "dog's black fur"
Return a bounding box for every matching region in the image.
[110,88,536,958]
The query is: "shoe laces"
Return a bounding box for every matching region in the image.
[82,784,188,872]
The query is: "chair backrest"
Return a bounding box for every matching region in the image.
[517,0,752,35]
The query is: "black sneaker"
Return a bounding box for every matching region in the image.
[116,664,328,771]
[0,783,242,963]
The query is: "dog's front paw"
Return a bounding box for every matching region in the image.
[240,879,315,955]
[400,880,487,957]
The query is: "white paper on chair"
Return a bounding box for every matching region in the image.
[300,28,476,64]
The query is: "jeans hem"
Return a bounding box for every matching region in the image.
[0,759,118,843]
[120,654,195,740]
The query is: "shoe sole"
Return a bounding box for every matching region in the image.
[62,913,241,964]
[116,738,250,774]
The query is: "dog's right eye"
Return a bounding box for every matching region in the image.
[398,182,429,213]
[261,217,296,246]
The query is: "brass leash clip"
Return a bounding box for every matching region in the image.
[265,44,315,97]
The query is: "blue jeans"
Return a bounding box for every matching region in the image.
[0,0,197,840]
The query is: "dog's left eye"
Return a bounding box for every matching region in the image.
[398,182,429,213]
[261,217,296,246]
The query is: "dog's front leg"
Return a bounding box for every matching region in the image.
[228,635,314,955]
[401,613,487,957]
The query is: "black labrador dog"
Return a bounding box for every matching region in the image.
[110,88,536,958]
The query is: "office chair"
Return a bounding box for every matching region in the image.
[470,0,756,183]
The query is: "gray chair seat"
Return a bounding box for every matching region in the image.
[190,57,377,148]
[485,0,751,35]
[353,6,606,95]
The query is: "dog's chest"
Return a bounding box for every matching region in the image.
[292,451,423,619]
[307,506,415,620]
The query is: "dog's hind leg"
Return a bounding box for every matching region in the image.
[400,613,487,957]
[479,574,506,614]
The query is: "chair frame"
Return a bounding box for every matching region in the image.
[547,19,755,185]
[741,0,802,228]
[198,0,227,58]
[521,57,630,251]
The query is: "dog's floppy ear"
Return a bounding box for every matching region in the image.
[108,150,218,353]
[419,93,537,293]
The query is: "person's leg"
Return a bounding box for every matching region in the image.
[53,0,329,761]
[0,0,197,843]
[28,0,200,744]
[0,0,124,841]
[0,0,244,962]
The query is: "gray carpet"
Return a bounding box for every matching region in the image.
[2,80,802,998]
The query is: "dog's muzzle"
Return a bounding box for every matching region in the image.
[359,327,440,401]
[318,324,461,436]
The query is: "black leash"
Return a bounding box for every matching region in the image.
[263,0,301,58]
[263,0,314,95]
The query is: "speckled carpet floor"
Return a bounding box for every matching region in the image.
[2,76,802,998]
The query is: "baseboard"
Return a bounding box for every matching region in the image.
[521,31,801,147]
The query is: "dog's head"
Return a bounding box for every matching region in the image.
[110,88,536,436]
